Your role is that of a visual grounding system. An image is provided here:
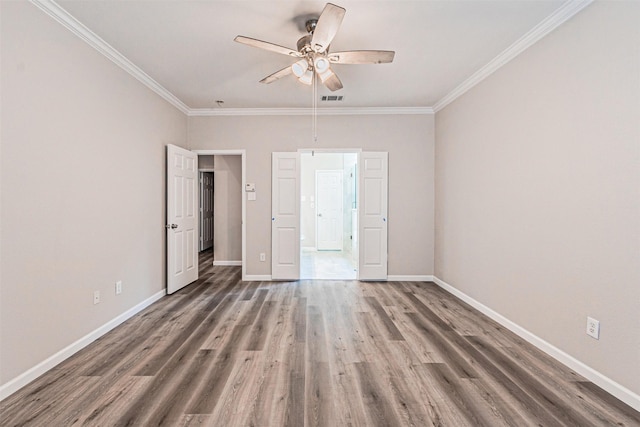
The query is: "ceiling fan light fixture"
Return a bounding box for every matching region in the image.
[291,59,310,78]
[314,56,330,74]
[298,69,314,85]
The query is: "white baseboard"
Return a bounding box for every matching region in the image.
[0,290,165,401]
[244,274,272,281]
[213,260,242,266]
[242,274,434,282]
[432,276,640,412]
[387,275,434,282]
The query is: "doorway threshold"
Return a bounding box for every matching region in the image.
[301,248,357,280]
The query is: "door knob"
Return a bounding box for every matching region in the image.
[318,213,323,217]
[165,224,178,229]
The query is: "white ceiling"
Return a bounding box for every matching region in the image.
[54,0,571,111]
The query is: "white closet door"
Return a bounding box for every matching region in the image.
[167,144,199,294]
[359,152,388,280]
[271,152,300,280]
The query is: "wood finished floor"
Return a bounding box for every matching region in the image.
[2,251,639,426]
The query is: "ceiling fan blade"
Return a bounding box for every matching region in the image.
[259,66,293,84]
[234,36,301,57]
[311,3,346,53]
[328,50,395,64]
[323,72,343,92]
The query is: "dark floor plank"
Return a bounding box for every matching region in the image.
[365,296,406,341]
[245,301,276,351]
[422,363,491,426]
[405,311,478,379]
[353,361,402,427]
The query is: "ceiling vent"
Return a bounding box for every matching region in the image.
[321,95,344,102]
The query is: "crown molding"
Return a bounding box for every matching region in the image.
[31,0,590,118]
[433,0,594,112]
[29,0,190,115]
[188,106,434,117]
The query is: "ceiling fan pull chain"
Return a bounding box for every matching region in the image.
[313,69,318,143]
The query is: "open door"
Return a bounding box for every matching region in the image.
[272,152,300,280]
[359,152,388,280]
[167,144,199,294]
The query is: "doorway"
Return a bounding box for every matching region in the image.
[300,152,358,280]
[194,150,247,280]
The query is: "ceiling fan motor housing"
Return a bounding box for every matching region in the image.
[305,19,318,34]
[296,35,313,54]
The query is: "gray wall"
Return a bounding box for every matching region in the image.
[213,155,242,263]
[188,114,435,277]
[435,2,640,396]
[0,2,187,385]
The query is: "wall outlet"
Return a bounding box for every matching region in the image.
[93,290,100,305]
[115,281,122,295]
[586,317,600,339]
[259,253,266,262]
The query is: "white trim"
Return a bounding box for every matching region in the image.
[192,150,247,281]
[198,168,215,173]
[188,107,434,117]
[213,260,242,266]
[432,276,640,412]
[0,290,165,401]
[29,0,190,115]
[244,275,272,281]
[387,275,434,282]
[433,0,593,112]
[298,147,362,154]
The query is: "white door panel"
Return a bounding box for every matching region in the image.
[167,144,199,294]
[359,152,388,280]
[316,170,343,250]
[272,152,300,280]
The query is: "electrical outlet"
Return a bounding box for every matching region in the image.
[259,253,266,262]
[586,317,600,339]
[93,290,100,305]
[115,281,122,295]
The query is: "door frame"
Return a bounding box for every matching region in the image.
[192,149,247,281]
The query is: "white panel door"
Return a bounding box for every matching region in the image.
[199,172,214,251]
[359,152,388,280]
[316,170,343,250]
[272,152,300,280]
[167,144,199,294]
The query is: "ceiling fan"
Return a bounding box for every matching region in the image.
[234,3,395,92]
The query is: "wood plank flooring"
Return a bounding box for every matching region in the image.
[2,250,639,426]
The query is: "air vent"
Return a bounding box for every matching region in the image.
[321,95,344,102]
